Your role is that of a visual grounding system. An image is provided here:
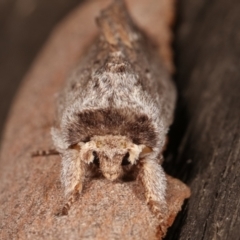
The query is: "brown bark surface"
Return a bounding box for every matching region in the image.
[164,0,240,239]
[0,0,190,239]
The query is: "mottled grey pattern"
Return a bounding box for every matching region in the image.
[51,0,176,218]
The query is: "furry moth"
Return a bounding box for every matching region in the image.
[50,0,177,217]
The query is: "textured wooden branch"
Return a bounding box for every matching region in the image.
[164,0,240,239]
[0,0,190,239]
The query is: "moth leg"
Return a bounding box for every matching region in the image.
[139,158,167,221]
[31,149,59,157]
[61,183,82,216]
[60,149,85,216]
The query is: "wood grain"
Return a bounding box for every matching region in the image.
[165,0,240,239]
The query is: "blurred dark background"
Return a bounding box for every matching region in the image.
[0,0,83,139]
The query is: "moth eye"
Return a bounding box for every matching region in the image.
[92,151,100,167]
[121,152,131,166]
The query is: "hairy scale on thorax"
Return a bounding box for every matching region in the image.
[50,0,176,217]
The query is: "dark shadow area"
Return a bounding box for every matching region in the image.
[164,200,190,240]
[162,0,195,238]
[162,0,192,184]
[163,97,192,182]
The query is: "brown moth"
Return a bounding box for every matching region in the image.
[49,0,177,217]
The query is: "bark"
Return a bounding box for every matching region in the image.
[0,0,190,239]
[165,0,240,239]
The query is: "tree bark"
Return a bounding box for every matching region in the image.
[165,0,240,239]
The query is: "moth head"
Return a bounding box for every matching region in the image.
[73,135,152,181]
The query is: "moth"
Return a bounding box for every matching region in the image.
[35,0,177,217]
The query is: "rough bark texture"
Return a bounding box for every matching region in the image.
[164,0,240,239]
[0,0,190,239]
